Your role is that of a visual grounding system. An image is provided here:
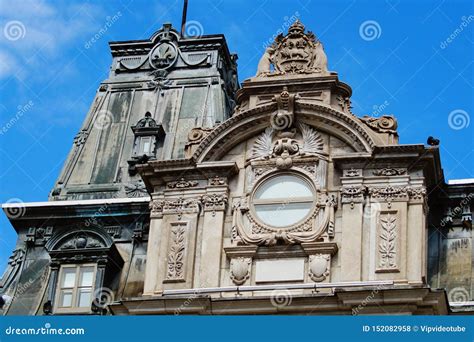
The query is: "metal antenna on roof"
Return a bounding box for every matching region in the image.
[180,0,189,37]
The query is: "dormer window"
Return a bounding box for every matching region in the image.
[129,112,165,175]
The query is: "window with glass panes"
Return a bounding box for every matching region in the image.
[55,264,96,313]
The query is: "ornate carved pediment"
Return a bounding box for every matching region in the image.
[59,235,104,250]
[46,228,113,253]
[256,20,328,77]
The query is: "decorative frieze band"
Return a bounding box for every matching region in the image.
[341,185,426,208]
[368,186,408,207]
[149,197,201,219]
[150,194,229,219]
[167,178,199,189]
[372,168,406,176]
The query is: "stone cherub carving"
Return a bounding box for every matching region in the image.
[256,20,329,77]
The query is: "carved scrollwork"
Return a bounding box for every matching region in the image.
[407,187,427,202]
[167,178,198,189]
[59,235,104,250]
[231,192,336,246]
[341,186,366,208]
[360,115,398,134]
[208,176,226,186]
[368,186,408,208]
[149,197,201,219]
[343,168,361,177]
[202,194,228,216]
[372,168,406,176]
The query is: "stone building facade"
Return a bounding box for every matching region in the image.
[1,21,473,315]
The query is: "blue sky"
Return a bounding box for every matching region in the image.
[0,0,473,271]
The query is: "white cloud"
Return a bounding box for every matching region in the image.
[0,1,107,79]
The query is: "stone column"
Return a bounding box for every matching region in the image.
[143,196,201,294]
[340,184,365,281]
[143,199,164,295]
[197,192,228,288]
[407,187,427,285]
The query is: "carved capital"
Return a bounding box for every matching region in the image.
[202,194,228,215]
[340,186,366,208]
[407,186,427,203]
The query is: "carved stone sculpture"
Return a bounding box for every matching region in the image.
[308,254,330,282]
[360,115,398,134]
[229,257,251,285]
[255,20,329,77]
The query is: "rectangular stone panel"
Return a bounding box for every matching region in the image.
[255,258,305,283]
